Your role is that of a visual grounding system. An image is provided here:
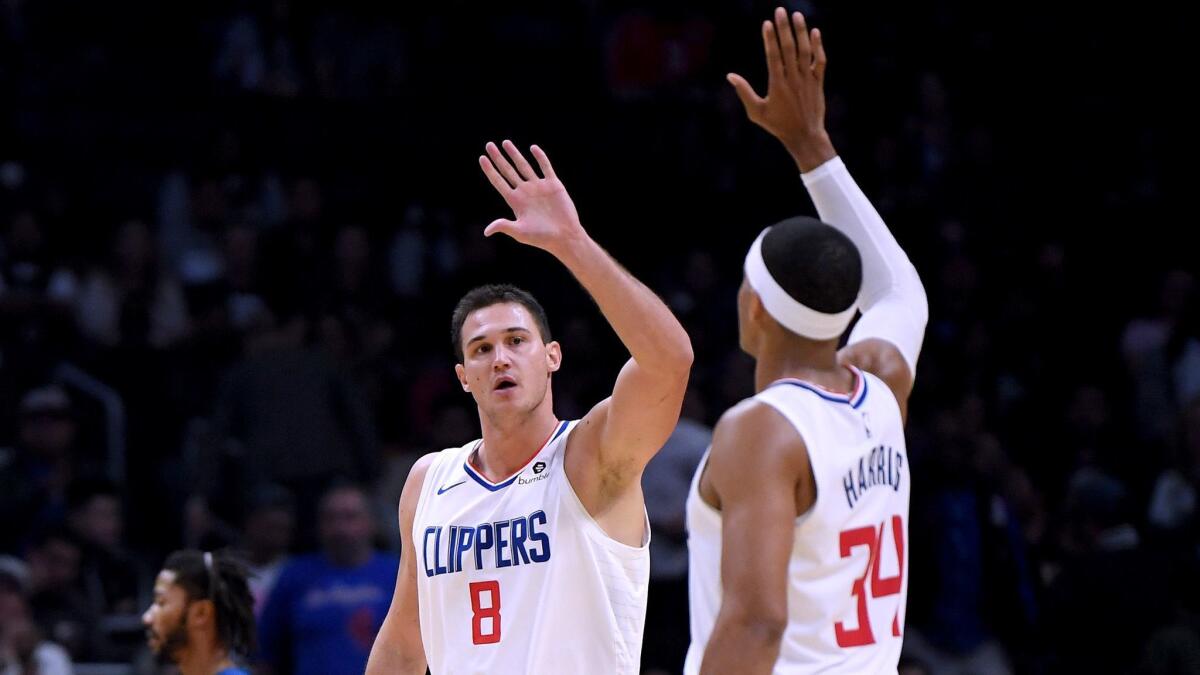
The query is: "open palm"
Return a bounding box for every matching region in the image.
[727,8,829,159]
[479,140,584,255]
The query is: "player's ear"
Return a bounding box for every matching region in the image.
[545,341,562,374]
[746,286,768,325]
[455,363,470,391]
[188,597,215,627]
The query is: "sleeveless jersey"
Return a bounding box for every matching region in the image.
[685,368,910,674]
[414,419,650,674]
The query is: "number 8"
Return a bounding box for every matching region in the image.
[470,580,502,645]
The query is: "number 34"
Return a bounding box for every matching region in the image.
[835,515,905,647]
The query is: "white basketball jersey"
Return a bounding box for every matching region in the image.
[685,368,910,674]
[414,419,650,675]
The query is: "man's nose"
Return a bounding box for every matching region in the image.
[492,346,513,369]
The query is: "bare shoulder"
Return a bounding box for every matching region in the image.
[397,452,440,524]
[404,452,439,493]
[838,338,914,422]
[707,397,809,493]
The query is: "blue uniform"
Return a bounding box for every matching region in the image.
[258,551,398,675]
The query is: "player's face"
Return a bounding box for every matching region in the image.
[142,570,192,661]
[456,303,561,415]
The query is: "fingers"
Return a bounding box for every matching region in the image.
[529,145,557,181]
[792,11,811,68]
[485,142,522,188]
[812,28,827,80]
[501,139,538,180]
[483,218,516,238]
[479,154,514,195]
[762,19,783,79]
[773,7,798,72]
[726,73,762,114]
[485,141,554,188]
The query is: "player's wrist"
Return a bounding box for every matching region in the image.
[548,229,598,267]
[784,132,836,173]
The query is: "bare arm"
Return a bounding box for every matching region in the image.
[729,8,927,420]
[700,400,811,674]
[365,453,435,675]
[480,142,693,487]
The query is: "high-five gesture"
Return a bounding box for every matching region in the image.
[479,140,585,257]
[727,7,836,172]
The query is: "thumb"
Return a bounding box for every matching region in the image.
[484,219,517,238]
[726,73,761,114]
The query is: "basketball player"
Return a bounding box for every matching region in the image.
[366,141,693,674]
[686,9,929,674]
[142,550,256,675]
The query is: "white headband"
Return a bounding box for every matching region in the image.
[744,228,857,340]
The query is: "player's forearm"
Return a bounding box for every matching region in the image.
[554,235,693,375]
[802,156,928,368]
[365,616,426,675]
[700,615,785,675]
[801,156,922,310]
[365,639,426,675]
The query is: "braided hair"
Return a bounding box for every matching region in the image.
[162,549,257,657]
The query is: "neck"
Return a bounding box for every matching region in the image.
[475,392,559,481]
[177,638,234,675]
[752,332,848,393]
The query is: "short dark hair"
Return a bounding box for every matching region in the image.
[450,284,552,361]
[761,216,862,315]
[162,550,256,657]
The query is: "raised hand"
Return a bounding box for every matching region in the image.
[478,140,586,257]
[727,7,836,171]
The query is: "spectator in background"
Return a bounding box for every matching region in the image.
[0,385,90,552]
[238,484,295,617]
[0,210,77,371]
[222,224,269,332]
[327,225,376,312]
[320,225,395,380]
[904,400,1036,675]
[0,564,74,675]
[373,395,475,552]
[640,393,710,675]
[74,219,189,350]
[387,205,428,299]
[1147,396,1200,542]
[1122,269,1199,448]
[1042,469,1179,675]
[257,482,397,675]
[196,307,379,548]
[66,479,148,617]
[24,527,103,661]
[0,209,76,300]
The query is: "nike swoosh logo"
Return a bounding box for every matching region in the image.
[437,480,466,495]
